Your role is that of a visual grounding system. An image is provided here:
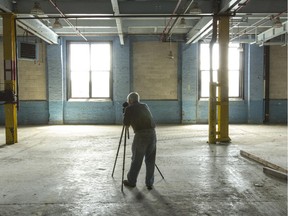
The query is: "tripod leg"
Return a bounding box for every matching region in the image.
[155,163,164,179]
[112,125,125,178]
[121,127,127,192]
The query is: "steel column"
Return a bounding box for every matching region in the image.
[217,16,230,142]
[2,13,18,144]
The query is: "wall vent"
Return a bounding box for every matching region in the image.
[18,42,38,60]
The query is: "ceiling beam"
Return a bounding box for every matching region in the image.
[17,15,59,44]
[0,0,59,44]
[186,17,212,44]
[186,0,251,44]
[257,21,288,43]
[111,0,124,45]
[0,0,11,11]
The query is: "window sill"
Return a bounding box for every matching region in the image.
[68,98,112,102]
[199,98,244,102]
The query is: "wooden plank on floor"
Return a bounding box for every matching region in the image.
[240,150,287,174]
[263,167,288,180]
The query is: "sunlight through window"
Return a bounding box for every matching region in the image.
[68,42,111,99]
[200,43,242,98]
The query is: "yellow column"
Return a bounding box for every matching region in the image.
[208,82,217,144]
[2,13,18,144]
[217,16,230,143]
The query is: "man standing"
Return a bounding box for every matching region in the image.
[123,92,157,190]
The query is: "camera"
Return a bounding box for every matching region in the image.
[122,102,129,113]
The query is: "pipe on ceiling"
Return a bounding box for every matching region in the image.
[48,0,87,41]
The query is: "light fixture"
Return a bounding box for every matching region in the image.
[189,2,202,14]
[273,17,283,28]
[168,37,174,59]
[52,18,63,29]
[179,17,186,27]
[168,50,174,59]
[30,2,44,15]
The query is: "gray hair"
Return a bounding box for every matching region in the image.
[127,92,140,103]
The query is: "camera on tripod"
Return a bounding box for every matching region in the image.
[122,102,129,113]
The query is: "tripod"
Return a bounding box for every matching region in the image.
[112,125,164,191]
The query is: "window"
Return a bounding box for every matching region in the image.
[68,42,111,99]
[199,43,242,98]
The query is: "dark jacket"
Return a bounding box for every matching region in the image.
[123,102,155,132]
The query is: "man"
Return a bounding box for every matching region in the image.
[123,92,157,190]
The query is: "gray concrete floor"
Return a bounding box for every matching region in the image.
[0,124,287,216]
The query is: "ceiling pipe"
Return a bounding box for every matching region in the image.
[48,0,87,41]
[16,14,215,20]
[167,0,197,38]
[160,0,182,41]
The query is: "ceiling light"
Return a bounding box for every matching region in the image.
[52,18,63,29]
[273,17,282,28]
[30,2,44,15]
[189,2,202,14]
[179,18,186,26]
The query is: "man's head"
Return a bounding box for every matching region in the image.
[127,92,140,104]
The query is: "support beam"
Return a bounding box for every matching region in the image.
[217,16,230,143]
[186,17,212,44]
[0,0,11,11]
[257,21,288,43]
[17,15,59,44]
[2,13,18,144]
[111,0,124,45]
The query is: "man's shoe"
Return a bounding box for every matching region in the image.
[123,180,136,188]
[146,185,153,190]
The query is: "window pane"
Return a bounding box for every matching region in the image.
[229,47,240,70]
[70,44,90,71]
[200,44,219,70]
[200,43,241,98]
[200,44,210,70]
[201,70,209,97]
[71,71,89,97]
[91,44,111,70]
[68,42,112,99]
[229,70,240,97]
[201,70,218,97]
[92,71,110,97]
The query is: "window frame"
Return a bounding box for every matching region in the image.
[198,42,244,99]
[67,41,113,100]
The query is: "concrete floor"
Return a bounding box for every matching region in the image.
[0,124,287,216]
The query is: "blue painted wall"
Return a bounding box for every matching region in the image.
[1,36,286,125]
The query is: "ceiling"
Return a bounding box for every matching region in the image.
[0,0,287,45]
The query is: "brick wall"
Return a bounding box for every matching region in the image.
[270,46,287,99]
[0,39,46,100]
[133,41,178,100]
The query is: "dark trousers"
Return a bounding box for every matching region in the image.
[127,129,156,186]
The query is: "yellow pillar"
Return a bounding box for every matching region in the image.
[217,16,230,143]
[208,82,217,144]
[2,13,18,144]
